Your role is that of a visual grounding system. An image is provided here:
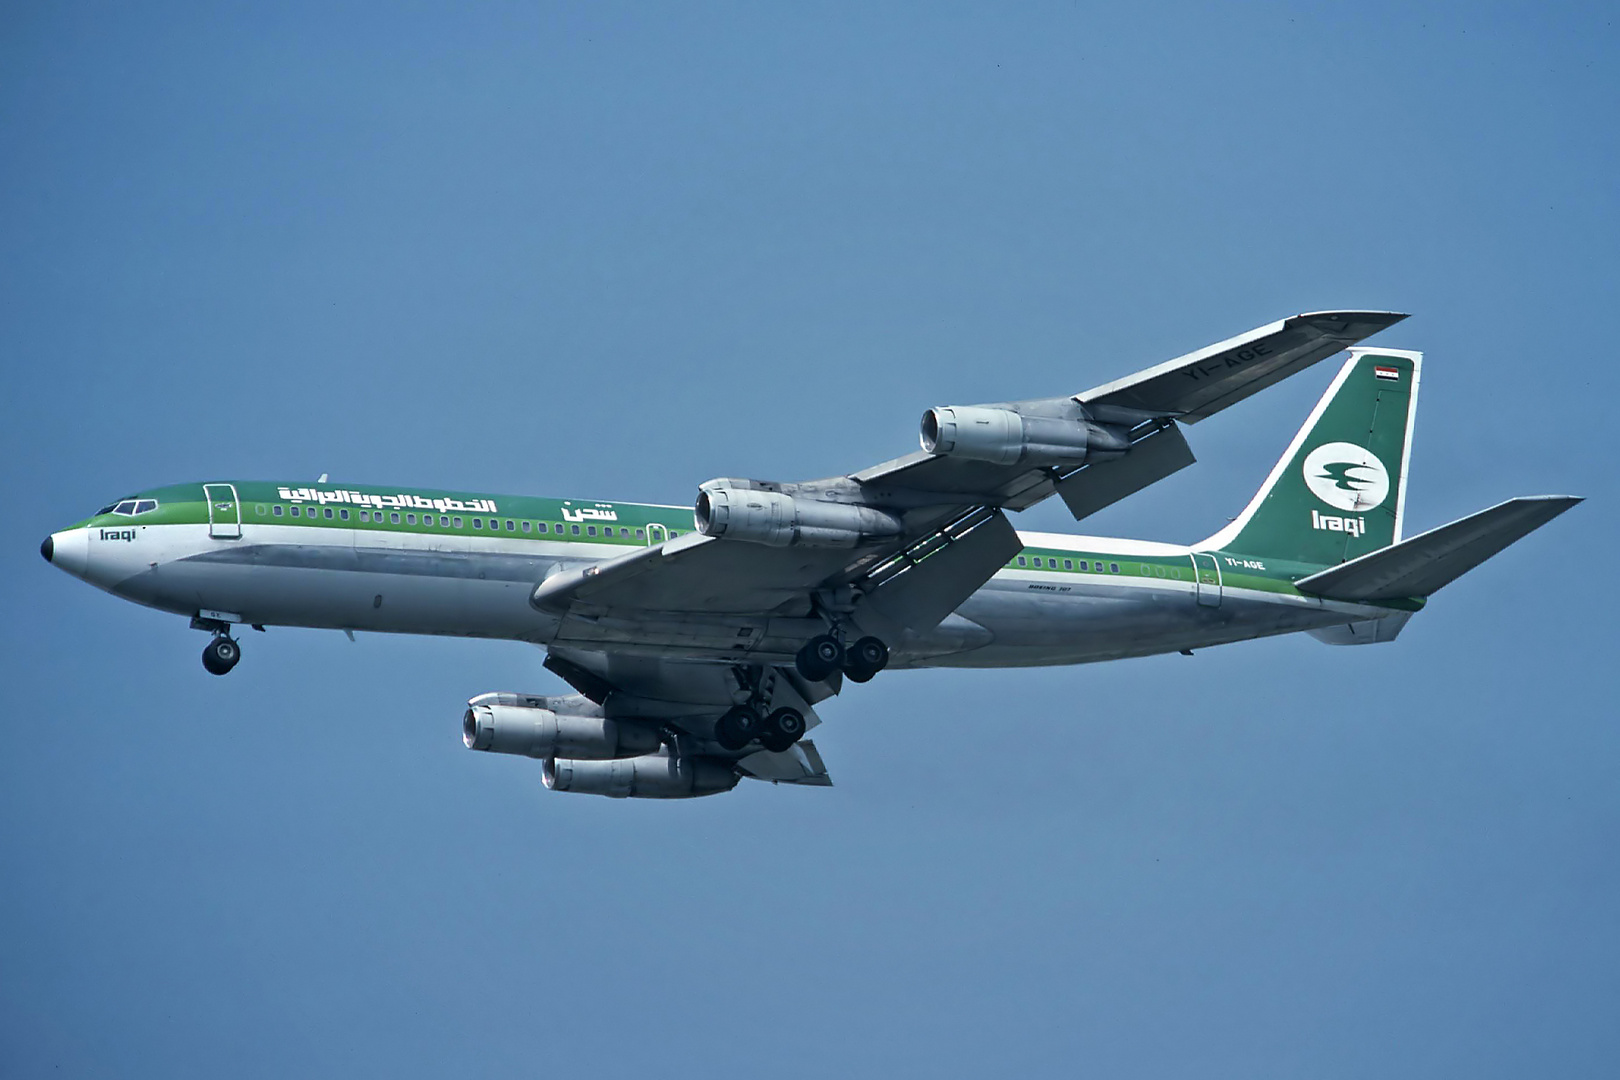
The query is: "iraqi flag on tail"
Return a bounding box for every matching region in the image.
[1374,364,1400,381]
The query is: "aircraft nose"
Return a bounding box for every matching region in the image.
[44,529,89,578]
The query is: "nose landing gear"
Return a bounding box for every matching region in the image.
[201,634,240,676]
[191,615,242,676]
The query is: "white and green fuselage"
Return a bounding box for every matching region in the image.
[43,475,1417,671]
[48,350,1448,668]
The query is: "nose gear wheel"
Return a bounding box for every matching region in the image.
[202,635,240,676]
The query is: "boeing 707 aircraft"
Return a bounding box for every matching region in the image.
[41,312,1580,798]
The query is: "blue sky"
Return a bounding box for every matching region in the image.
[3,3,1616,1076]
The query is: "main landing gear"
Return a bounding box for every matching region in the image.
[794,633,889,684]
[714,703,806,754]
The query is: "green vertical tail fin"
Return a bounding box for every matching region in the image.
[1199,348,1421,567]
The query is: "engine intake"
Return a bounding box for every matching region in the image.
[543,752,740,799]
[463,695,660,760]
[695,480,902,548]
[920,406,1127,467]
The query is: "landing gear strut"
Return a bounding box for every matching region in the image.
[201,634,240,676]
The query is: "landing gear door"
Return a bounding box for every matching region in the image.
[1191,552,1221,607]
[203,483,242,539]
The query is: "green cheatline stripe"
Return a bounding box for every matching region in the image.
[1003,545,1422,610]
[73,481,1423,608]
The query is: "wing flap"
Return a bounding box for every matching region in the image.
[1294,495,1582,601]
[736,739,833,786]
[1055,422,1196,521]
[857,509,1023,638]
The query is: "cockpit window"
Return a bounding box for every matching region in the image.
[107,499,158,517]
[134,500,157,514]
[113,500,138,515]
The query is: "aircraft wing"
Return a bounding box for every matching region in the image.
[1073,310,1409,424]
[534,311,1406,636]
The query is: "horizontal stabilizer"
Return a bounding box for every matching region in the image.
[1294,495,1582,601]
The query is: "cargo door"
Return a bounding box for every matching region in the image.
[203,483,242,539]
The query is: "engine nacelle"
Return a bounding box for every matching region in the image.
[694,480,902,548]
[919,405,1128,467]
[463,696,660,760]
[543,752,740,799]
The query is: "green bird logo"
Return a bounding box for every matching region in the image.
[1317,461,1378,492]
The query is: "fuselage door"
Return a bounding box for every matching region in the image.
[1191,552,1221,607]
[203,483,242,540]
[646,523,669,547]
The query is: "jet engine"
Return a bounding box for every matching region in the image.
[695,480,903,547]
[919,405,1129,467]
[543,751,740,799]
[462,694,660,760]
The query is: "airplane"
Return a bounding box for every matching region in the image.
[41,311,1580,799]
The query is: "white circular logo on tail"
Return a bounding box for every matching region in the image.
[1302,443,1389,512]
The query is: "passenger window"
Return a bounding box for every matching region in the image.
[1033,557,1043,567]
[256,505,266,516]
[522,521,531,533]
[340,509,349,520]
[473,519,482,529]
[325,508,334,519]
[453,517,463,528]
[587,526,597,536]
[274,505,283,516]
[290,506,300,517]
[390,512,400,524]
[572,524,581,535]
[1063,559,1073,570]
[407,513,416,525]
[440,516,449,527]
[635,528,645,538]
[1110,563,1120,573]
[1017,556,1026,566]
[536,522,548,533]
[506,520,515,531]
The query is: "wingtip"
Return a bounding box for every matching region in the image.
[1297,309,1411,323]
